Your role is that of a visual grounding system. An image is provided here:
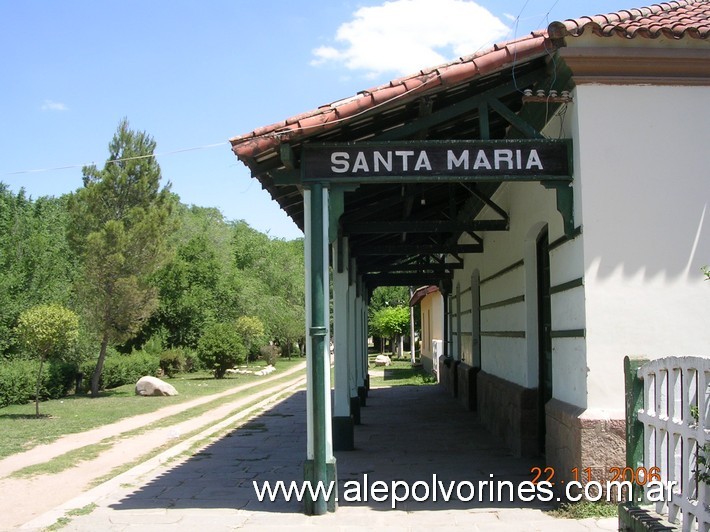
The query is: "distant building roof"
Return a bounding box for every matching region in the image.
[410,285,440,307]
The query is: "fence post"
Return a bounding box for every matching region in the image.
[624,355,648,503]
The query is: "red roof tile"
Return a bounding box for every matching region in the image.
[230,0,710,160]
[548,0,710,39]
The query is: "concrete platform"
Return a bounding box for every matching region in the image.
[21,384,618,531]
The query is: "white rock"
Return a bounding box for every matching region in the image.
[135,376,178,396]
[374,355,391,367]
[255,364,276,376]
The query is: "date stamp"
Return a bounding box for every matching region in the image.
[530,466,662,486]
[529,466,675,503]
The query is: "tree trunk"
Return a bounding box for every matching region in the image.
[35,357,45,417]
[409,289,416,365]
[90,333,110,396]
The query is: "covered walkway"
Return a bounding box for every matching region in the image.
[26,383,617,531]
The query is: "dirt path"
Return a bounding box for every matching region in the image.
[0,363,306,530]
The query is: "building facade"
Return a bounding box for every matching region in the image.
[230,1,710,512]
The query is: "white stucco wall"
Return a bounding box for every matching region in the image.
[420,290,444,373]
[574,83,710,411]
[454,170,586,400]
[451,80,710,414]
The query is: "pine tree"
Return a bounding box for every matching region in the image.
[68,118,175,396]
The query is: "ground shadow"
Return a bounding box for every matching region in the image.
[0,413,53,420]
[110,384,551,515]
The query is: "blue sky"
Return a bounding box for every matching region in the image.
[1,0,630,240]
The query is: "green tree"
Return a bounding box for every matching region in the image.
[197,322,246,378]
[371,305,410,356]
[67,119,174,396]
[146,205,240,350]
[368,286,411,353]
[0,187,75,357]
[231,222,305,351]
[235,315,266,363]
[369,286,410,313]
[269,301,305,358]
[15,304,79,416]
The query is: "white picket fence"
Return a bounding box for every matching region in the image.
[637,356,710,531]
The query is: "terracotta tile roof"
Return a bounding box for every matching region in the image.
[230,32,550,160]
[230,0,710,160]
[548,0,710,40]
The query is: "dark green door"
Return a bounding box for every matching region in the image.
[537,228,552,453]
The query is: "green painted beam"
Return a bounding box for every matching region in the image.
[328,188,345,244]
[355,243,483,255]
[343,219,507,234]
[360,262,465,273]
[372,69,546,142]
[543,181,575,237]
[280,143,296,170]
[488,97,544,139]
[478,101,490,140]
[271,169,301,185]
[364,273,452,287]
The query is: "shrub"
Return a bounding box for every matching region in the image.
[0,359,36,407]
[44,361,78,399]
[259,344,280,366]
[197,322,246,378]
[181,348,200,372]
[103,351,160,389]
[160,349,186,377]
[0,359,78,407]
[140,331,166,357]
[81,349,160,391]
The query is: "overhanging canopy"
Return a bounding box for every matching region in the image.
[228,28,572,291]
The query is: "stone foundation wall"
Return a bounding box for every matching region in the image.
[545,398,626,494]
[438,358,459,398]
[477,371,539,457]
[456,362,480,411]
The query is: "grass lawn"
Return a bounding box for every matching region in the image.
[0,357,305,460]
[368,356,437,387]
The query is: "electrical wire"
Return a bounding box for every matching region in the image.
[3,141,229,176]
[7,0,571,172]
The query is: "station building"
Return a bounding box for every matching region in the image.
[229,0,710,513]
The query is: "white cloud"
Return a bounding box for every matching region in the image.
[41,100,68,112]
[311,0,510,77]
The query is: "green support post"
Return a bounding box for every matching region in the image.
[304,183,337,515]
[624,355,648,504]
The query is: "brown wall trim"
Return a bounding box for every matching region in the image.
[481,259,524,285]
[550,277,583,295]
[549,226,582,251]
[481,294,525,311]
[481,330,526,338]
[560,46,710,86]
[551,329,585,338]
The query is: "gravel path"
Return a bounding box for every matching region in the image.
[0,362,306,530]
